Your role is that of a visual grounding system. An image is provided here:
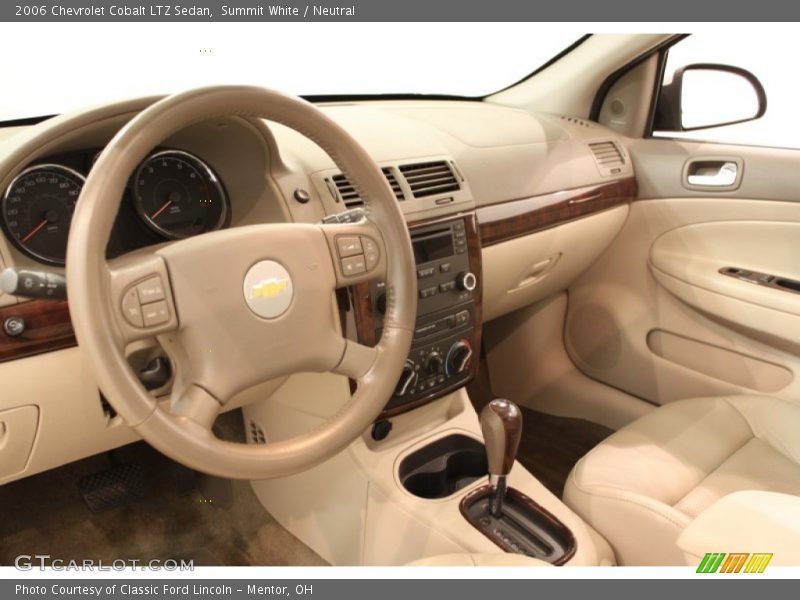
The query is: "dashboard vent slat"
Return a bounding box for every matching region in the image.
[588,141,625,170]
[329,167,405,207]
[398,161,460,198]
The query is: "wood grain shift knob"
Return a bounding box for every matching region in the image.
[480,399,522,477]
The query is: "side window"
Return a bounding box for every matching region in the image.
[652,34,797,149]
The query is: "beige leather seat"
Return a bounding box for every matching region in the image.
[406,553,549,567]
[564,395,800,565]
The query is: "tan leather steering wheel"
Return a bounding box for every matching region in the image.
[66,86,416,479]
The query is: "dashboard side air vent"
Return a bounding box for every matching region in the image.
[398,160,460,198]
[329,167,404,207]
[588,141,626,176]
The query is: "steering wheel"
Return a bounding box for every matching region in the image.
[66,86,416,479]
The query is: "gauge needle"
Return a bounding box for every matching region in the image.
[21,219,48,243]
[150,200,172,220]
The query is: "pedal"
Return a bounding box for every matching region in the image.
[78,462,146,513]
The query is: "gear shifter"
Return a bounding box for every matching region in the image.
[464,399,572,562]
[480,399,522,517]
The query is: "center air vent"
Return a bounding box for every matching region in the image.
[398,161,460,198]
[329,167,404,207]
[588,141,626,176]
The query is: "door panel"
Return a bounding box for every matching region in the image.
[565,138,800,410]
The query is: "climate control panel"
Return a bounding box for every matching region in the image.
[384,324,476,414]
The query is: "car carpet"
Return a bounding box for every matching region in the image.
[0,410,327,567]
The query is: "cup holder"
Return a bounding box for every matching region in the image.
[399,434,488,499]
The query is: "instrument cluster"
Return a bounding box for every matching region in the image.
[1,148,230,265]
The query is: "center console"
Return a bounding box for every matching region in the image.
[352,213,482,419]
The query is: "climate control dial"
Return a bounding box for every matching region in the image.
[395,360,418,396]
[445,339,473,376]
[424,352,444,375]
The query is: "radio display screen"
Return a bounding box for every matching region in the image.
[412,230,454,264]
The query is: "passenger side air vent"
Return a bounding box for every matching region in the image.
[588,141,626,176]
[398,161,460,198]
[329,167,404,207]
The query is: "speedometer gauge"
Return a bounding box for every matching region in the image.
[133,150,229,239]
[1,164,84,265]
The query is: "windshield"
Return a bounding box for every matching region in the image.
[0,24,580,123]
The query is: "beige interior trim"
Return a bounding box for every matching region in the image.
[678,491,800,566]
[482,205,629,322]
[0,405,39,481]
[485,293,652,430]
[405,553,551,567]
[647,330,793,394]
[245,382,615,566]
[489,34,670,117]
[566,198,800,407]
[649,221,800,318]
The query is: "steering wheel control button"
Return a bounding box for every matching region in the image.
[361,237,380,270]
[3,316,25,337]
[121,288,144,328]
[135,276,166,304]
[243,260,294,319]
[336,236,362,258]
[142,301,170,328]
[341,255,367,276]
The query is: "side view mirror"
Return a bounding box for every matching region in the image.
[654,63,767,132]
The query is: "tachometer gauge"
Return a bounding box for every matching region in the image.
[1,164,84,265]
[133,150,229,239]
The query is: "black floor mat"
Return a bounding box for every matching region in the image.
[468,356,614,498]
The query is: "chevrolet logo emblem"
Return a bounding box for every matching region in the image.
[250,278,289,300]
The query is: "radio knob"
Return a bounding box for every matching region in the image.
[395,360,418,396]
[446,340,473,376]
[424,352,444,375]
[457,271,477,292]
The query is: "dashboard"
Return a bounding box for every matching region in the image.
[1,147,230,265]
[0,95,636,485]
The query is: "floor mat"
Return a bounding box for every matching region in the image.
[468,356,614,499]
[0,411,327,567]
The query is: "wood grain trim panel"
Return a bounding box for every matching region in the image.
[477,178,637,247]
[0,300,75,363]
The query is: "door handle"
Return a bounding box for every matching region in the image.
[685,160,740,187]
